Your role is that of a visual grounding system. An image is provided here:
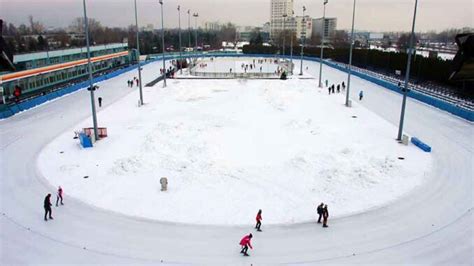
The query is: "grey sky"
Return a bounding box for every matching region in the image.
[1,0,473,32]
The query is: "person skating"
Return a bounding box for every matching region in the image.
[98,97,102,107]
[44,194,53,221]
[328,86,331,94]
[317,203,324,223]
[255,210,263,231]
[56,186,64,207]
[342,81,346,91]
[322,205,329,228]
[239,233,253,256]
[359,90,364,100]
[337,84,340,93]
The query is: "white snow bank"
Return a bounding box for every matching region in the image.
[38,62,431,225]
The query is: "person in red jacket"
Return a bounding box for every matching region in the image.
[239,233,253,256]
[255,209,262,231]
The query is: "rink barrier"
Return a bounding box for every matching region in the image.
[0,58,161,119]
[2,52,473,122]
[411,137,432,152]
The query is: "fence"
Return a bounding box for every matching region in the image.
[2,52,473,122]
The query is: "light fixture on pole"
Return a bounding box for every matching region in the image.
[193,13,199,51]
[82,0,99,140]
[282,13,287,60]
[397,0,419,141]
[159,0,166,88]
[134,0,144,105]
[299,6,306,76]
[318,0,328,88]
[290,10,294,68]
[345,0,356,107]
[178,5,183,74]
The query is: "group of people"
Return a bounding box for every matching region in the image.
[328,82,346,94]
[43,186,64,221]
[127,77,140,88]
[239,204,330,256]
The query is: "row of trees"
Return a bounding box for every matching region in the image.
[2,17,239,55]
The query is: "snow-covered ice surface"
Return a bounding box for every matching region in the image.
[1,58,472,264]
[192,56,281,74]
[38,74,431,225]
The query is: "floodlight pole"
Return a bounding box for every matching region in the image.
[178,5,183,74]
[290,11,294,68]
[134,0,144,105]
[193,13,199,51]
[282,14,287,60]
[345,0,356,107]
[299,6,306,75]
[83,0,99,140]
[159,0,166,87]
[397,0,418,141]
[318,0,328,87]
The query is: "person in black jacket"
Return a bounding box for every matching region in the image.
[317,203,324,223]
[322,205,329,228]
[44,194,53,221]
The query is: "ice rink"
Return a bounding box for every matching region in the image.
[0,57,472,264]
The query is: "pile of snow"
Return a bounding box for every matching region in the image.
[38,67,431,225]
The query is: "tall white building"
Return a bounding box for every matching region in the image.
[295,16,312,40]
[312,17,337,43]
[270,0,294,39]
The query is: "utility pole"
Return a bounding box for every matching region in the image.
[397,0,419,141]
[345,0,356,107]
[134,0,144,105]
[178,5,183,74]
[318,0,328,88]
[82,0,99,140]
[299,6,306,76]
[159,0,166,87]
[193,13,199,51]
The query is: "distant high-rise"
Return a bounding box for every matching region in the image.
[270,0,294,39]
[312,17,337,43]
[295,16,312,40]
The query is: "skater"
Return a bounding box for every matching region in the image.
[135,79,139,87]
[331,85,335,94]
[255,209,262,231]
[317,203,324,223]
[56,186,64,207]
[44,194,53,221]
[322,204,329,228]
[337,84,340,93]
[239,233,253,256]
[342,81,346,91]
[98,97,102,107]
[328,86,331,95]
[359,90,364,101]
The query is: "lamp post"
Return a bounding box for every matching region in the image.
[82,0,99,140]
[397,0,418,141]
[290,11,294,68]
[193,13,199,51]
[345,0,356,107]
[318,0,328,88]
[159,0,166,88]
[282,13,287,60]
[187,10,191,62]
[134,0,144,105]
[299,6,306,75]
[178,5,183,74]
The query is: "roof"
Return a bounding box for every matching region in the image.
[13,43,128,63]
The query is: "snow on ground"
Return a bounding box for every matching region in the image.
[37,59,432,226]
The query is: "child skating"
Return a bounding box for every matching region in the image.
[255,209,262,231]
[239,233,253,256]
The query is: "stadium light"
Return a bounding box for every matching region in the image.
[299,6,306,76]
[282,13,287,60]
[345,0,356,107]
[82,0,99,140]
[178,5,183,74]
[134,0,144,105]
[397,0,418,141]
[318,0,328,88]
[159,0,166,88]
[193,13,199,51]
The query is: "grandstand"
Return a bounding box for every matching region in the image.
[0,43,133,107]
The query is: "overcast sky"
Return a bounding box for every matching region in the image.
[1,0,473,32]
